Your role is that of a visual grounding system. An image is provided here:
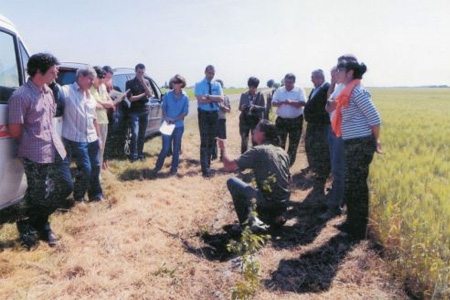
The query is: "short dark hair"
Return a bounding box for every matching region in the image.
[337,61,367,79]
[205,65,215,72]
[284,73,296,83]
[102,65,113,75]
[257,120,280,146]
[170,74,187,88]
[93,66,106,79]
[247,76,260,88]
[27,53,59,77]
[338,54,358,64]
[135,63,145,71]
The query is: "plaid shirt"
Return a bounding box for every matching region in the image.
[8,79,66,163]
[61,82,98,143]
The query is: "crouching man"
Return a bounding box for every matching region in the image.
[8,53,73,249]
[217,120,291,230]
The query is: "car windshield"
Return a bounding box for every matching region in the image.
[57,69,76,86]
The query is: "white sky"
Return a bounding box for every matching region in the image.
[2,0,450,88]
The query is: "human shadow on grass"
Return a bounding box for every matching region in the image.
[263,233,354,293]
[118,167,152,181]
[291,168,316,191]
[182,229,239,262]
[0,239,17,251]
[269,187,330,250]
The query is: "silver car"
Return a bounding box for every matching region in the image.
[56,64,163,157]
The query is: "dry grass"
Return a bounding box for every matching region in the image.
[0,93,408,299]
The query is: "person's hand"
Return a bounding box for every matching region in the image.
[216,137,225,150]
[103,101,115,109]
[376,140,383,154]
[330,68,338,84]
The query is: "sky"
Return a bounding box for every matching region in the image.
[2,0,450,88]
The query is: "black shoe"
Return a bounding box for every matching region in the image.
[319,209,341,221]
[17,220,38,250]
[334,222,352,232]
[39,223,58,247]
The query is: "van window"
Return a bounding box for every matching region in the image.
[57,69,77,86]
[19,40,29,76]
[0,30,20,103]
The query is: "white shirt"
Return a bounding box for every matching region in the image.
[272,86,307,118]
[310,82,327,99]
[61,82,98,143]
[329,83,345,120]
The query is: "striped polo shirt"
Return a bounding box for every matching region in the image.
[61,82,98,143]
[341,85,381,140]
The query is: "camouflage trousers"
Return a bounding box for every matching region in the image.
[22,155,73,231]
[344,136,376,239]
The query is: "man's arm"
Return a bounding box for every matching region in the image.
[8,124,22,140]
[93,119,102,150]
[216,138,238,172]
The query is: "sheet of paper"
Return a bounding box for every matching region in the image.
[159,121,175,136]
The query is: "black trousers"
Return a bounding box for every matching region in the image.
[344,136,375,239]
[22,155,73,231]
[239,116,259,154]
[198,109,219,174]
[275,115,303,166]
[305,123,331,184]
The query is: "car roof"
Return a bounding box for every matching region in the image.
[0,15,17,33]
[58,63,156,82]
[58,62,89,70]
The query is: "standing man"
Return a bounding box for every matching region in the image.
[61,66,103,203]
[272,73,307,166]
[304,69,331,194]
[9,53,73,249]
[126,63,153,162]
[195,65,223,177]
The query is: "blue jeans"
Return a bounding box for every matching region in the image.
[64,139,102,201]
[327,129,345,212]
[130,110,149,160]
[155,126,184,173]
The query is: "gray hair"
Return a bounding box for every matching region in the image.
[311,69,325,78]
[76,65,96,78]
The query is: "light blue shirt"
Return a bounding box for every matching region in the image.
[194,78,223,112]
[162,90,189,128]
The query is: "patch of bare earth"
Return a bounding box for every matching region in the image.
[0,94,408,299]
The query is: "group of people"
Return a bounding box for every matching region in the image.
[216,55,381,240]
[8,52,380,250]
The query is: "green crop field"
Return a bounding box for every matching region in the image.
[368,88,450,298]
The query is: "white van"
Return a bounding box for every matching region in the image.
[0,15,30,210]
